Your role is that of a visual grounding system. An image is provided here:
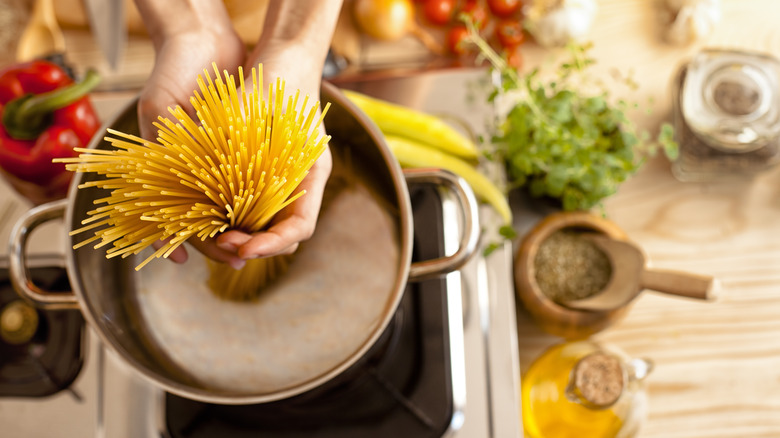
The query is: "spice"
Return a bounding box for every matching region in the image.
[712,80,760,116]
[672,49,780,182]
[534,230,612,303]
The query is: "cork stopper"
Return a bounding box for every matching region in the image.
[570,352,625,408]
[0,300,39,345]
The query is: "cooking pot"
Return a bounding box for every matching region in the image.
[9,82,480,404]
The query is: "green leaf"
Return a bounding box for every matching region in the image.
[658,122,680,160]
[483,242,500,256]
[468,32,677,236]
[499,225,517,239]
[544,166,568,197]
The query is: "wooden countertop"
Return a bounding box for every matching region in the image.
[4,0,779,436]
[513,1,780,437]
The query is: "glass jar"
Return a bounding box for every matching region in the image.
[522,341,653,438]
[671,48,780,181]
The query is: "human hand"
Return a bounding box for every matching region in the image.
[137,29,244,141]
[145,38,332,269]
[137,0,340,269]
[214,42,333,262]
[137,20,247,268]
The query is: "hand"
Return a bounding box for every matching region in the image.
[215,43,333,261]
[144,37,333,269]
[139,24,247,268]
[137,28,244,141]
[136,0,341,269]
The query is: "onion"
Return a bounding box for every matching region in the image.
[353,0,443,53]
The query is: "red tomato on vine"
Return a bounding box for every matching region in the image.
[505,46,523,69]
[461,0,489,29]
[446,25,471,55]
[494,18,525,49]
[487,0,522,17]
[422,0,456,25]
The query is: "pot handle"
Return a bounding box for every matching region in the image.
[404,168,480,281]
[9,199,79,310]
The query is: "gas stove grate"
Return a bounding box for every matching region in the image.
[0,264,85,398]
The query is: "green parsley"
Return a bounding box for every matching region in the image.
[466,22,678,212]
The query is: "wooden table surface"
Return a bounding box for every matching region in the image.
[513,1,780,437]
[5,1,780,436]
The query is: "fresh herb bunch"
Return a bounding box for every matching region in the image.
[466,21,678,211]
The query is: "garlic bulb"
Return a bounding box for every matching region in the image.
[524,0,598,48]
[665,0,721,45]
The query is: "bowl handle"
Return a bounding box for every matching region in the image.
[9,199,79,310]
[404,168,480,281]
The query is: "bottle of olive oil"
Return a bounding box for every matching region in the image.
[522,341,653,438]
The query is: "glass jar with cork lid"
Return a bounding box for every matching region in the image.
[522,341,654,438]
[672,48,780,181]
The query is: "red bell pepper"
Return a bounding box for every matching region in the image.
[0,61,100,205]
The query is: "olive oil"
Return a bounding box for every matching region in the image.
[522,341,651,438]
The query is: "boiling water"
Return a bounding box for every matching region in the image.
[134,178,401,394]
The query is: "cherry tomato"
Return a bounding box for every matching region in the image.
[461,0,489,30]
[446,25,470,55]
[487,0,522,17]
[423,0,456,26]
[505,46,523,69]
[494,18,525,48]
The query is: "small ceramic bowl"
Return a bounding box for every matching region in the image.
[514,211,630,339]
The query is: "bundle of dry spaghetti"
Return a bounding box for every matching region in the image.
[56,63,329,301]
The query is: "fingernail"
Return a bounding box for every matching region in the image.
[230,259,246,270]
[217,241,238,252]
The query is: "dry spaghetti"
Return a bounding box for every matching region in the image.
[57,63,329,287]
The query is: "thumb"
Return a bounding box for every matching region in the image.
[136,90,169,142]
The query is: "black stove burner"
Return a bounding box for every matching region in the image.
[0,264,86,397]
[165,184,455,437]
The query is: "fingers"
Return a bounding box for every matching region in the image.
[216,149,332,260]
[187,238,247,270]
[150,235,247,270]
[218,214,308,259]
[233,148,333,259]
[135,31,245,141]
[137,88,172,141]
[234,217,308,259]
[151,238,188,264]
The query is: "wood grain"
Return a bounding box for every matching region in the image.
[515,1,780,437]
[34,0,780,435]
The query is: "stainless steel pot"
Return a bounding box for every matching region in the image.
[9,82,480,405]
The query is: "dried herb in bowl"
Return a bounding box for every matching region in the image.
[534,230,612,303]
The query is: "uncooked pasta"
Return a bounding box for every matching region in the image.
[57,63,329,300]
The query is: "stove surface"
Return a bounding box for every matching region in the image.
[162,184,458,438]
[0,68,522,438]
[0,263,85,398]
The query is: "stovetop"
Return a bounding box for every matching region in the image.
[0,68,522,438]
[162,184,458,438]
[0,193,521,438]
[0,265,85,398]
